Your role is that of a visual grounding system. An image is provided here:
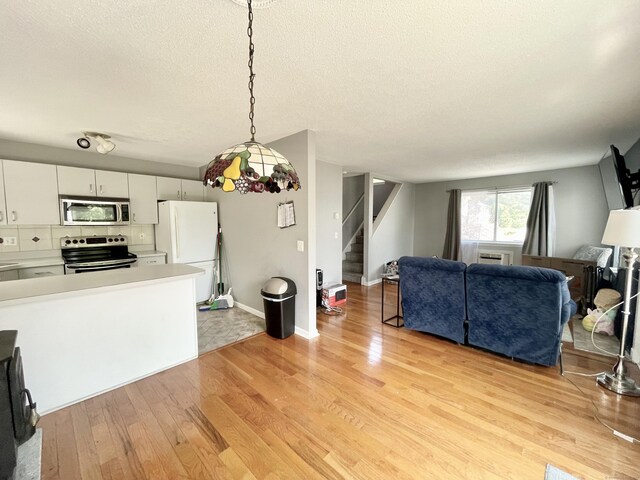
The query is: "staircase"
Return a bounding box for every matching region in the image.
[342,229,364,284]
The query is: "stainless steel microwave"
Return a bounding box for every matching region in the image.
[60,196,130,226]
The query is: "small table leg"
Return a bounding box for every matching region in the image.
[381,277,403,328]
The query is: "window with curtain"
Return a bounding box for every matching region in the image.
[461,188,532,243]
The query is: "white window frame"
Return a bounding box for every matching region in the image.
[461,186,532,245]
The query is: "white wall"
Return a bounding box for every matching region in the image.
[205,130,318,338]
[625,136,640,172]
[364,177,415,283]
[342,175,364,218]
[316,161,342,285]
[0,138,201,179]
[413,165,610,262]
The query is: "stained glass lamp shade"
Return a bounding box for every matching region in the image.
[203,141,300,194]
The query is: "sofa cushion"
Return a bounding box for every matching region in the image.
[398,256,466,343]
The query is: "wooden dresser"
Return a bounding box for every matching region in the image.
[521,255,597,301]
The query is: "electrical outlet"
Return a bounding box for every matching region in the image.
[2,237,17,246]
[297,240,304,252]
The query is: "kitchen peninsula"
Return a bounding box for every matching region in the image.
[0,264,203,413]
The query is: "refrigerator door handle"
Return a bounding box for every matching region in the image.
[175,210,180,259]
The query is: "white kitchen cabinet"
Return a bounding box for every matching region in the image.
[181,180,204,201]
[0,163,7,225]
[157,177,204,201]
[128,174,158,224]
[95,170,129,198]
[3,160,60,225]
[57,166,96,196]
[136,254,166,267]
[156,177,182,201]
[58,167,129,198]
[18,265,64,279]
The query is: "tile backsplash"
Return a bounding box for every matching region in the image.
[0,224,155,253]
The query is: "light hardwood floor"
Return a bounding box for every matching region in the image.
[40,282,640,479]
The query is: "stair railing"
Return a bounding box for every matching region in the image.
[342,193,365,252]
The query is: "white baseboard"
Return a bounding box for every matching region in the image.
[295,326,320,339]
[362,278,382,287]
[235,302,265,319]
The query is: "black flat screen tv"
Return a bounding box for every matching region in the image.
[598,145,639,209]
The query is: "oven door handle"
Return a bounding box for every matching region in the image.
[66,258,138,269]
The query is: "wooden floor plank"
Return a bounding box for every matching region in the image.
[39,281,640,479]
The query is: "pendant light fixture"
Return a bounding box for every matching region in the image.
[203,0,300,194]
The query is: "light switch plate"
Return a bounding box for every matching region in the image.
[297,240,304,252]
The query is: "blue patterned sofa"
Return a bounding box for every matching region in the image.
[398,257,576,366]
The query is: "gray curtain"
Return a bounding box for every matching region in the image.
[522,182,556,256]
[442,189,461,260]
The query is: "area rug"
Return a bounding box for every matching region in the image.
[572,321,619,356]
[197,306,266,355]
[545,464,579,480]
[15,428,42,480]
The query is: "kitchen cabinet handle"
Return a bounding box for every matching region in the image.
[99,185,103,195]
[11,211,16,222]
[89,183,93,193]
[183,192,187,199]
[177,190,180,199]
[133,213,136,222]
[0,211,3,222]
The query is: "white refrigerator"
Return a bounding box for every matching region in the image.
[155,201,218,303]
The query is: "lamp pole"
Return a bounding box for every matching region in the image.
[597,248,640,396]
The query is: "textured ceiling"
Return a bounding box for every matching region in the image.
[1,1,640,182]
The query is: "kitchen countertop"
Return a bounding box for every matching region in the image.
[0,256,64,271]
[0,264,203,306]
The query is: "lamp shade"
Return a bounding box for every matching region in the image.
[601,209,640,248]
[203,141,300,194]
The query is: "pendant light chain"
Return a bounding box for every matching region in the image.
[247,0,256,142]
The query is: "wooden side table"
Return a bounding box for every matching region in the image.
[381,275,403,328]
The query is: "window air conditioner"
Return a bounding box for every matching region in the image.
[477,250,512,266]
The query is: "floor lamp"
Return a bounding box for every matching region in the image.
[598,208,640,396]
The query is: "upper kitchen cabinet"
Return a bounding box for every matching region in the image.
[94,170,129,198]
[4,160,60,225]
[57,166,96,196]
[156,177,204,201]
[0,163,7,225]
[128,174,158,224]
[58,166,129,198]
[181,180,204,201]
[156,177,182,201]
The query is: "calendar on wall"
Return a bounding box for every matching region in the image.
[277,201,296,228]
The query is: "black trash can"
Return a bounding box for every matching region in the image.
[261,277,297,339]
